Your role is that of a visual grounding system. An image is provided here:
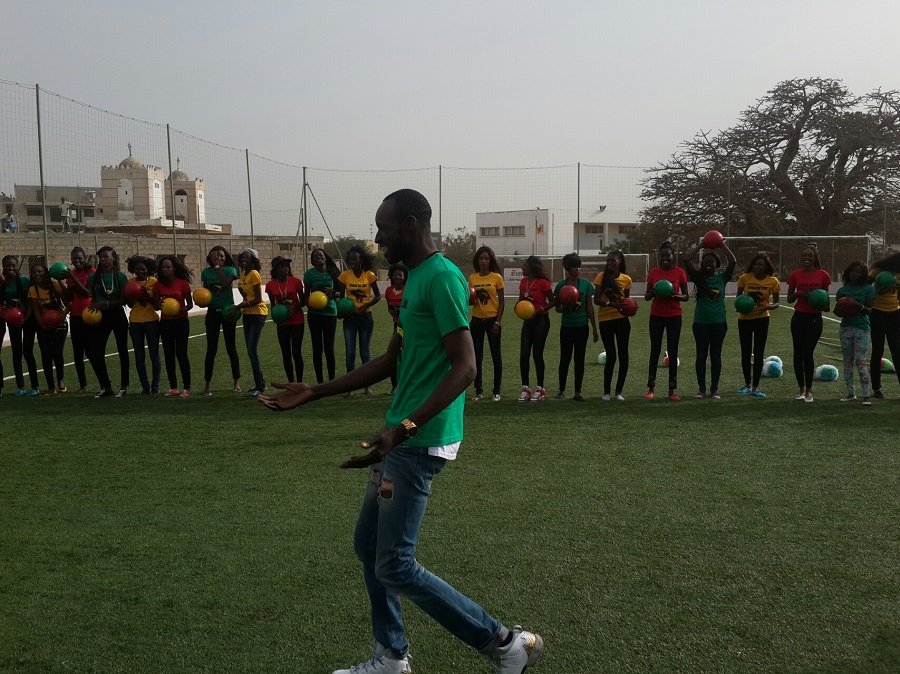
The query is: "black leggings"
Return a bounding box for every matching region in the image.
[471,317,502,395]
[870,309,900,392]
[520,314,550,387]
[4,319,39,390]
[559,325,589,393]
[738,317,769,388]
[69,315,89,388]
[307,313,337,383]
[647,314,681,391]
[276,323,305,382]
[692,321,728,393]
[90,308,130,390]
[599,317,631,395]
[791,312,822,389]
[204,309,241,383]
[36,323,68,389]
[160,318,191,390]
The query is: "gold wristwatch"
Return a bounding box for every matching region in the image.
[400,418,418,439]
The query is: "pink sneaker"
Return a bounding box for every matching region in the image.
[164,389,180,397]
[179,390,191,398]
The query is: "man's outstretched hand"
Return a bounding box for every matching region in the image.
[341,427,404,469]
[258,381,316,411]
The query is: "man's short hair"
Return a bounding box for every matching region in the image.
[383,189,431,227]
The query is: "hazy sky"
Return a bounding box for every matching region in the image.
[8,0,900,171]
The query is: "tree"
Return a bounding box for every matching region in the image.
[639,78,900,247]
[441,227,476,270]
[327,235,387,271]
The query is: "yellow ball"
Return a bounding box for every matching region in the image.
[161,297,181,317]
[515,300,536,320]
[308,290,328,311]
[82,307,103,325]
[193,288,213,307]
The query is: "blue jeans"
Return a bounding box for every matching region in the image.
[355,446,501,655]
[130,321,161,393]
[343,313,373,373]
[243,314,266,390]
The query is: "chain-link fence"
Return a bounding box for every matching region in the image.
[0,80,647,275]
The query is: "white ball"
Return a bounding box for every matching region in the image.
[598,351,607,365]
[814,364,839,382]
[762,361,783,378]
[764,355,782,366]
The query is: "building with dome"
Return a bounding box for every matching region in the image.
[164,161,207,226]
[98,148,167,221]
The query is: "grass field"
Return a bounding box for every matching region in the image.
[2,301,899,673]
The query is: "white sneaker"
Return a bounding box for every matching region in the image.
[492,394,501,402]
[531,386,546,402]
[804,393,814,403]
[332,643,412,674]
[489,625,544,673]
[615,394,626,401]
[795,392,807,400]
[517,386,531,402]
[602,394,611,401]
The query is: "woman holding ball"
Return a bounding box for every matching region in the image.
[787,245,831,403]
[594,251,632,401]
[735,254,780,397]
[644,241,689,400]
[153,255,194,397]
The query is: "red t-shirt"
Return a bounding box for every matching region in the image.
[647,266,688,317]
[385,285,404,325]
[519,277,554,314]
[66,267,95,317]
[788,269,831,313]
[265,276,305,325]
[153,278,192,320]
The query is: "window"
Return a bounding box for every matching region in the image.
[26,206,43,217]
[503,226,525,236]
[480,227,500,237]
[82,208,95,218]
[279,243,292,252]
[50,207,62,222]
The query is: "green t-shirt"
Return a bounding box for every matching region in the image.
[201,266,238,309]
[87,271,129,303]
[554,277,594,328]
[302,268,337,317]
[2,275,30,308]
[836,284,876,331]
[385,254,468,449]
[693,271,728,324]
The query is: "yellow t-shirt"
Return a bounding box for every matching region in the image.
[129,276,159,323]
[868,267,900,313]
[736,273,781,320]
[469,272,504,319]
[338,270,378,312]
[239,269,269,315]
[593,272,632,322]
[27,279,65,310]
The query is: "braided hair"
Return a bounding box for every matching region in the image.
[92,246,122,300]
[598,251,627,301]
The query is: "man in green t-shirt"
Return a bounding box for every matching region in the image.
[260,190,542,674]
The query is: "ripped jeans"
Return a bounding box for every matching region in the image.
[353,445,501,656]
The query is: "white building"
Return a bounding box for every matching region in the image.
[476,208,549,257]
[572,221,640,253]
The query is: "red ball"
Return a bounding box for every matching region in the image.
[702,230,724,249]
[41,309,63,329]
[558,285,579,306]
[469,286,477,305]
[618,297,639,317]
[834,296,860,317]
[123,281,143,301]
[2,307,25,327]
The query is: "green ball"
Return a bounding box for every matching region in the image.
[653,279,674,299]
[337,298,356,316]
[808,288,830,310]
[734,294,756,314]
[876,271,897,290]
[222,305,242,323]
[49,262,69,280]
[271,304,290,324]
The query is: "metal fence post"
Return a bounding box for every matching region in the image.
[246,149,255,248]
[36,84,49,261]
[166,124,177,255]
